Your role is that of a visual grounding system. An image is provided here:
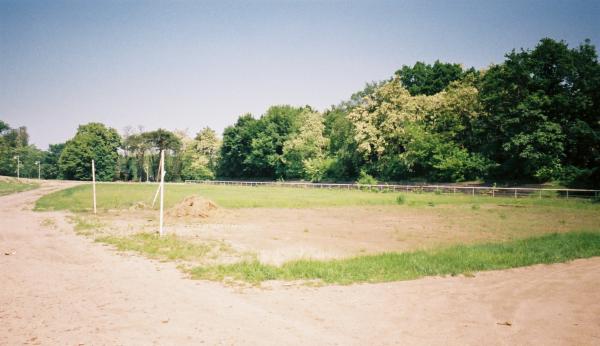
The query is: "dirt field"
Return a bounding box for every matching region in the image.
[98,200,600,264]
[1,181,600,344]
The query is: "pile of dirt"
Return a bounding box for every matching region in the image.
[166,196,219,218]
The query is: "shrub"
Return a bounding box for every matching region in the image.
[357,170,378,185]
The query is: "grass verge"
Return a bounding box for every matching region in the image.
[0,179,39,196]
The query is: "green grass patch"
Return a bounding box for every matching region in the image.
[189,231,600,285]
[0,179,39,196]
[34,183,600,212]
[96,233,214,261]
[68,215,104,235]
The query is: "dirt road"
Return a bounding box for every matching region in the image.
[1,183,599,345]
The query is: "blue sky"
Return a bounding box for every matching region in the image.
[1,0,599,149]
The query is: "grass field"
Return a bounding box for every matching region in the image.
[0,179,39,196]
[34,182,600,285]
[35,182,600,211]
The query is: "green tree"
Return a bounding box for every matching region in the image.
[282,111,328,180]
[59,123,121,181]
[121,131,152,181]
[396,60,474,96]
[141,129,182,181]
[218,114,260,178]
[348,76,488,181]
[478,38,600,184]
[0,121,39,177]
[246,105,307,178]
[41,143,65,179]
[181,127,221,180]
[320,81,391,181]
[194,127,221,173]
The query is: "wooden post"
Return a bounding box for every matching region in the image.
[92,159,97,214]
[15,156,20,180]
[159,150,165,237]
[152,152,165,207]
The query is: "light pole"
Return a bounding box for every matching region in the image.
[13,155,20,179]
[35,161,41,180]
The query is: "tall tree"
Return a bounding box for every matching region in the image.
[478,38,600,184]
[59,123,121,181]
[0,121,37,177]
[348,77,489,181]
[180,127,221,180]
[246,105,308,178]
[282,111,328,179]
[141,129,182,181]
[396,60,473,96]
[218,114,259,178]
[41,143,65,179]
[219,106,308,178]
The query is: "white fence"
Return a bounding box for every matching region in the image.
[185,180,600,200]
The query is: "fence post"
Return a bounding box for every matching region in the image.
[514,188,517,198]
[566,190,569,199]
[472,187,475,197]
[539,190,542,199]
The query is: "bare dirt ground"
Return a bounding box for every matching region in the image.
[1,182,600,345]
[103,203,600,264]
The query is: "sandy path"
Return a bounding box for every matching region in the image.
[1,183,599,345]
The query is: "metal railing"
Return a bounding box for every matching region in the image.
[184,180,600,200]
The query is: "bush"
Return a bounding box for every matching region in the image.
[357,170,378,185]
[303,157,335,182]
[396,195,406,205]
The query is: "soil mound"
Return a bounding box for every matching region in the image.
[167,196,218,218]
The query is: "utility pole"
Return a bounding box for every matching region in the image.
[35,161,41,180]
[13,156,20,179]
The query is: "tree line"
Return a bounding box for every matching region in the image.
[1,38,598,187]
